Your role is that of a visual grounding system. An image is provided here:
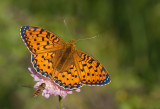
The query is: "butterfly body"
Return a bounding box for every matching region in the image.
[33,83,46,97]
[55,40,75,73]
[21,26,111,89]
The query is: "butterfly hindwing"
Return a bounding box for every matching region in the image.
[32,53,55,77]
[53,61,82,89]
[21,26,66,54]
[31,49,64,78]
[32,51,82,89]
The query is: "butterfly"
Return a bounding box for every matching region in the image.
[33,83,46,97]
[20,26,111,89]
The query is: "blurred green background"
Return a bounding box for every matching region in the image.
[0,0,160,109]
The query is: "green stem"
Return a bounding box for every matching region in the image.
[59,95,63,109]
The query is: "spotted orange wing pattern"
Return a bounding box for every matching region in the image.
[21,26,82,89]
[21,26,66,54]
[31,50,82,89]
[52,49,111,89]
[73,50,110,86]
[21,26,111,89]
[53,61,82,89]
[21,26,65,81]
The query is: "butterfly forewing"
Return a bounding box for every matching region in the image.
[21,26,66,54]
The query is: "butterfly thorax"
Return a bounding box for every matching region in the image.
[55,40,76,72]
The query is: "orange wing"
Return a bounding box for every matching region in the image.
[52,50,110,89]
[21,26,110,89]
[53,61,82,89]
[73,50,111,86]
[31,50,62,78]
[21,26,82,89]
[20,26,66,54]
[21,26,66,81]
[32,52,82,89]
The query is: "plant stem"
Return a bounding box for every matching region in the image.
[59,95,63,109]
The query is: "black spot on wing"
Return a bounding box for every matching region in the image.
[88,66,92,69]
[96,62,100,68]
[42,37,44,41]
[40,29,44,34]
[81,54,86,61]
[88,58,94,64]
[82,64,87,67]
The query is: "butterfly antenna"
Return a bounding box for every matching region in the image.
[63,19,99,41]
[76,35,99,42]
[63,18,73,36]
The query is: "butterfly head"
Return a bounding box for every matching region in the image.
[68,40,76,47]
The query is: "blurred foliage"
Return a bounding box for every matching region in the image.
[0,0,160,109]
